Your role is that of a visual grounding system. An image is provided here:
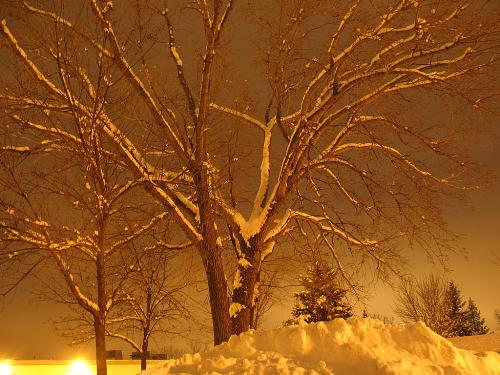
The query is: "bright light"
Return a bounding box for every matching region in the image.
[0,362,13,375]
[67,360,92,375]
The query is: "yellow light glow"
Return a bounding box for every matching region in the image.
[67,360,92,375]
[0,362,13,375]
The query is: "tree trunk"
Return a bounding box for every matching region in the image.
[205,245,232,344]
[140,339,148,371]
[141,288,152,370]
[95,249,107,375]
[231,241,260,335]
[195,165,232,344]
[94,314,107,375]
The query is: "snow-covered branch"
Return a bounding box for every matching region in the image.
[210,103,267,131]
[22,2,113,58]
[106,212,168,256]
[162,8,197,121]
[88,0,191,165]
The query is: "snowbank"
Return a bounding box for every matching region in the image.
[449,332,500,354]
[141,318,500,375]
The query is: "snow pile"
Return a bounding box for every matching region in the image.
[141,318,500,375]
[449,332,500,354]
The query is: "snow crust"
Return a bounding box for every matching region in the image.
[141,318,500,375]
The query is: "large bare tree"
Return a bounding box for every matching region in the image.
[1,0,498,351]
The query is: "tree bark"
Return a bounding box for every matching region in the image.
[194,156,232,344]
[204,244,232,344]
[231,241,260,335]
[95,249,107,375]
[141,288,152,370]
[140,338,148,371]
[94,314,107,375]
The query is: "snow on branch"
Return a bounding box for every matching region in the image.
[264,209,378,248]
[10,115,82,145]
[320,166,360,208]
[330,0,407,67]
[0,20,65,97]
[106,212,168,256]
[327,1,360,57]
[162,8,197,119]
[88,0,190,165]
[332,142,450,184]
[22,2,113,58]
[210,103,267,131]
[292,211,377,247]
[195,0,213,33]
[0,95,71,113]
[51,252,100,314]
[105,330,141,352]
[252,130,272,213]
[214,0,235,42]
[144,240,192,252]
[1,23,201,240]
[98,115,202,242]
[0,146,31,153]
[1,35,199,241]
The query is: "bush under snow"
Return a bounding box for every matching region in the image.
[141,318,500,375]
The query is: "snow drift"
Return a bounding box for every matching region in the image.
[141,318,500,375]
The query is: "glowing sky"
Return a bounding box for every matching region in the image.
[0,0,499,361]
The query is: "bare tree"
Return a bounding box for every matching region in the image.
[1,0,499,347]
[394,274,449,334]
[106,243,192,371]
[0,76,172,374]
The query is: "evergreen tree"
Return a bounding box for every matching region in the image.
[443,281,466,337]
[284,261,353,325]
[463,298,489,336]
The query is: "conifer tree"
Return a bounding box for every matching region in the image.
[284,262,353,325]
[463,298,489,336]
[443,282,466,337]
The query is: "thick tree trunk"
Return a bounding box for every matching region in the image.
[231,241,261,335]
[205,245,232,344]
[195,161,232,344]
[231,266,259,334]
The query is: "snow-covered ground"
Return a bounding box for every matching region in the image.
[449,332,500,354]
[141,318,500,375]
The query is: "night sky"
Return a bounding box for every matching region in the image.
[0,0,499,361]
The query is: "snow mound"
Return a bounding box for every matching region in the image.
[142,318,500,375]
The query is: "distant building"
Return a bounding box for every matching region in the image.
[106,350,123,360]
[130,351,167,360]
[152,353,168,360]
[131,351,150,360]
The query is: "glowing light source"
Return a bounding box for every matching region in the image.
[67,360,92,375]
[0,362,13,375]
